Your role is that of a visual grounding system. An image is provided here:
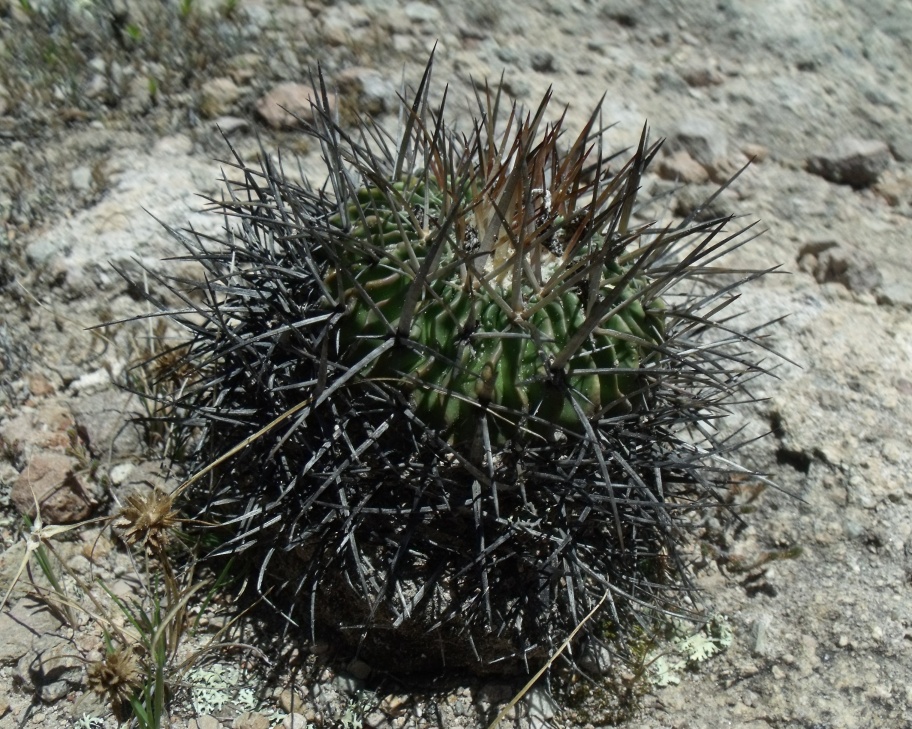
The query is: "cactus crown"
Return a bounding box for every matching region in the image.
[134,57,776,673]
[322,71,670,448]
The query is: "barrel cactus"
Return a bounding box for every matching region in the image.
[132,60,775,674]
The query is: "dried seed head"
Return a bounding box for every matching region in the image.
[86,646,143,714]
[115,488,178,554]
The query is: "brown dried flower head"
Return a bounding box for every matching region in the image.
[115,487,179,553]
[86,645,143,714]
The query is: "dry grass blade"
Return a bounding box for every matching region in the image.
[487,591,610,729]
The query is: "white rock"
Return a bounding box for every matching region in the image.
[524,686,560,728]
[404,1,440,23]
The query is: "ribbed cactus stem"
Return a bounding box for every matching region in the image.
[324,165,666,445]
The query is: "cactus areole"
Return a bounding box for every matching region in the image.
[135,55,777,674]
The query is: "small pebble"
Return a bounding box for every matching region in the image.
[530,50,556,72]
[806,137,892,188]
[281,714,308,729]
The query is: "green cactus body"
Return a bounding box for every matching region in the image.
[325,178,666,445]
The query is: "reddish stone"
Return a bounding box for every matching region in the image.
[255,83,337,130]
[12,452,96,524]
[656,149,709,184]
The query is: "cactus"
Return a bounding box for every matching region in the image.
[325,166,667,447]
[131,58,776,673]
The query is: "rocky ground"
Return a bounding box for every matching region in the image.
[1,0,911,727]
